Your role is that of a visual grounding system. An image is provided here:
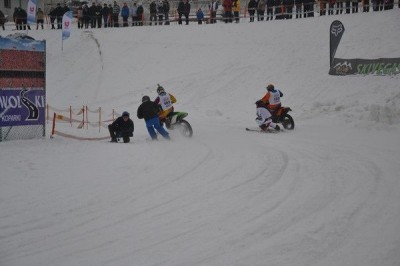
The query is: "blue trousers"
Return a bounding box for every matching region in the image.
[145,117,170,140]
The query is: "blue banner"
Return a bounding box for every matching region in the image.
[27,0,38,25]
[0,89,45,127]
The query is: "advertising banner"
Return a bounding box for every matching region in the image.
[329,20,345,67]
[62,11,73,41]
[0,89,45,127]
[27,0,38,25]
[0,35,46,128]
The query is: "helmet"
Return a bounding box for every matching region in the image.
[266,84,275,91]
[142,95,150,102]
[122,111,130,117]
[156,84,165,95]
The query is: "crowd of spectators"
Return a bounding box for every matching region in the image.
[0,0,398,31]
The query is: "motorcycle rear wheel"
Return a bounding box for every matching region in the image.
[281,114,295,130]
[177,119,193,138]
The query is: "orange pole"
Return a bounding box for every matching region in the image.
[86,106,89,129]
[99,107,101,133]
[82,105,85,128]
[51,112,56,137]
[70,106,72,127]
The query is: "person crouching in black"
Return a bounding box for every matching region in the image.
[108,111,134,143]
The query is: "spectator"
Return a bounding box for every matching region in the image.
[130,3,138,26]
[209,0,219,24]
[36,8,44,30]
[258,0,266,21]
[248,0,257,21]
[223,0,233,23]
[163,0,170,25]
[0,9,5,30]
[275,0,284,19]
[183,0,191,25]
[96,3,102,28]
[77,5,83,29]
[345,0,351,12]
[336,0,344,13]
[177,0,185,24]
[196,7,204,24]
[295,0,303,18]
[89,2,97,28]
[137,3,144,26]
[102,3,109,28]
[157,1,164,25]
[112,1,120,27]
[266,0,275,20]
[362,0,369,12]
[233,0,240,22]
[319,0,326,15]
[108,4,113,27]
[83,4,90,28]
[121,2,130,27]
[284,0,294,19]
[150,0,157,25]
[328,0,335,15]
[54,3,63,29]
[352,0,358,12]
[49,7,56,29]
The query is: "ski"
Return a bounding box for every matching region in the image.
[245,127,279,133]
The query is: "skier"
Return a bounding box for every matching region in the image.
[108,111,134,143]
[154,84,176,123]
[255,100,280,131]
[137,96,170,140]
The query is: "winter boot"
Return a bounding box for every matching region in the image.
[274,125,280,131]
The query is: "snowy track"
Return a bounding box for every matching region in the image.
[1,10,400,266]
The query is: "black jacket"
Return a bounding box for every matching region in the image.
[137,101,161,121]
[111,116,134,135]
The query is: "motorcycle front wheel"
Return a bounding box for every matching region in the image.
[281,114,295,130]
[177,119,193,137]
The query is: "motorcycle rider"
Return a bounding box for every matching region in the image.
[260,83,283,114]
[108,111,134,143]
[154,84,176,125]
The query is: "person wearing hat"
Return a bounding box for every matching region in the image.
[108,111,134,143]
[137,96,170,140]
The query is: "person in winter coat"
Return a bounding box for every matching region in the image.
[154,85,177,122]
[36,8,44,29]
[83,4,90,29]
[257,0,266,21]
[130,3,138,26]
[232,0,240,23]
[137,96,170,140]
[54,3,64,29]
[150,1,157,25]
[177,0,185,24]
[248,0,257,21]
[196,8,204,24]
[222,0,233,23]
[163,0,170,25]
[89,2,97,28]
[209,0,219,23]
[157,1,164,25]
[295,0,302,18]
[183,0,191,25]
[121,2,130,27]
[0,9,5,30]
[108,111,134,143]
[136,3,144,26]
[112,1,121,27]
[102,3,109,28]
[266,0,275,20]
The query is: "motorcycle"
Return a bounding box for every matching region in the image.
[162,111,193,138]
[272,106,295,130]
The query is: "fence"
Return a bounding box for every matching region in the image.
[47,104,118,141]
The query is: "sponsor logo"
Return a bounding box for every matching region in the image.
[331,24,343,37]
[333,61,352,75]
